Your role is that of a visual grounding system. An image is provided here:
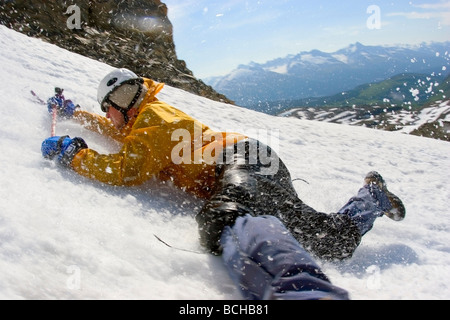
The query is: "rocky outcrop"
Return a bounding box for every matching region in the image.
[0,0,232,103]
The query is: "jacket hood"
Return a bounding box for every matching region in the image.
[142,78,165,103]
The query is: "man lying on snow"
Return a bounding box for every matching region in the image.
[41,68,406,300]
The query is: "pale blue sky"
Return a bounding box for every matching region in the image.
[163,0,450,79]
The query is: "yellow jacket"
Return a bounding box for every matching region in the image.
[71,78,246,198]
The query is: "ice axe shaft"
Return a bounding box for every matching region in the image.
[51,104,57,137]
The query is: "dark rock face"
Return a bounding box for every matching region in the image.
[0,0,232,103]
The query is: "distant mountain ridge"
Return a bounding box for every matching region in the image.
[205,42,450,108]
[278,75,450,142]
[260,73,448,115]
[279,99,450,142]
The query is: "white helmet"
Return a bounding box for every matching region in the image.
[97,68,140,111]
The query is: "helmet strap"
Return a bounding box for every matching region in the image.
[109,100,131,124]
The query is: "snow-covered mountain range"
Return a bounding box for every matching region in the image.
[205,42,450,108]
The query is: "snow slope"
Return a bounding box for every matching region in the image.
[0,25,449,300]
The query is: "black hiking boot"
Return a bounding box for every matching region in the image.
[364,171,406,221]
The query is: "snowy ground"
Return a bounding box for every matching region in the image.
[0,25,449,300]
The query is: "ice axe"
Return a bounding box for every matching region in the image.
[49,87,65,137]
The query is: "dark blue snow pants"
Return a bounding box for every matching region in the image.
[221,214,350,300]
